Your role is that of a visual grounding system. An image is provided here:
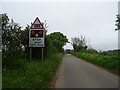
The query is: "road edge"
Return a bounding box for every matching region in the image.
[50,55,63,88]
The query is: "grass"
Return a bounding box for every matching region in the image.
[2,53,62,88]
[72,52,120,74]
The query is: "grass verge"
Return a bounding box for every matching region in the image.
[72,52,120,74]
[2,53,62,88]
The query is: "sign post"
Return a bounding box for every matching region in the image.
[30,48,32,61]
[29,17,45,60]
[42,48,44,60]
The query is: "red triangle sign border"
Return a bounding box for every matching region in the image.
[30,17,44,29]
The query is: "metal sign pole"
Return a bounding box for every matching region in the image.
[30,48,32,61]
[42,47,44,60]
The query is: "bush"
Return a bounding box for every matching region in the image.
[2,53,62,88]
[87,49,98,54]
[2,49,25,68]
[72,51,119,73]
[44,36,58,58]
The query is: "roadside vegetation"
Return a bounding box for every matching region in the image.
[72,51,119,74]
[3,54,62,88]
[71,36,120,75]
[2,13,68,88]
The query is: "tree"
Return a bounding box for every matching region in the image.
[20,25,30,58]
[115,14,120,31]
[71,35,87,51]
[47,32,68,53]
[2,14,22,52]
[1,13,10,51]
[2,14,25,67]
[42,20,49,34]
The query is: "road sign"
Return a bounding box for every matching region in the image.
[29,17,45,47]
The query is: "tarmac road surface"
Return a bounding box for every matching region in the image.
[55,54,119,88]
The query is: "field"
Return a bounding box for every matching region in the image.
[72,51,120,74]
[2,53,62,88]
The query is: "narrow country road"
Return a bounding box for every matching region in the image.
[55,54,119,88]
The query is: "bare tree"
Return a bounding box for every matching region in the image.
[71,35,87,51]
[42,20,49,34]
[115,14,120,31]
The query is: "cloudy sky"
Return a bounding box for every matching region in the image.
[1,0,119,51]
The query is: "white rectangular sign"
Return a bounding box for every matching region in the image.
[29,29,45,47]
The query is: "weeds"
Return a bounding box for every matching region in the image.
[72,52,119,74]
[2,53,62,88]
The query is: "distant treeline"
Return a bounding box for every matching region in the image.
[101,49,120,56]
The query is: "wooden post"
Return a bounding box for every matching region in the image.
[30,48,32,61]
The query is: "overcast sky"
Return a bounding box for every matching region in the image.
[1,1,119,51]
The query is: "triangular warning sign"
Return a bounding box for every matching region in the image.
[30,17,44,29]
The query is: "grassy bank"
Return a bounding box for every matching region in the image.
[2,53,62,88]
[72,52,119,74]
